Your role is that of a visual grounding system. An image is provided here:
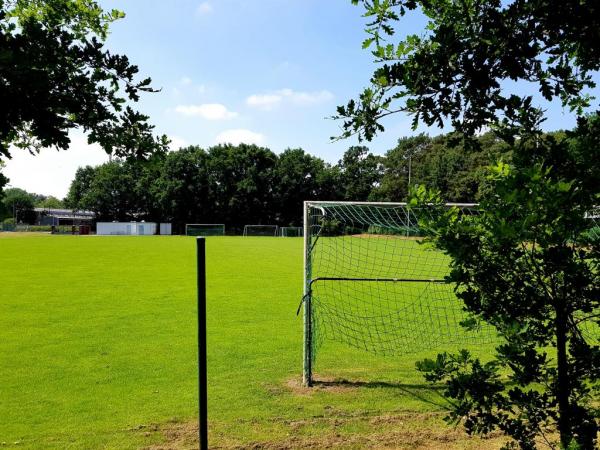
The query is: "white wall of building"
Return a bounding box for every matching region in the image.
[159,223,172,235]
[96,222,158,235]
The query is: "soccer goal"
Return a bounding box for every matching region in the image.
[301,201,498,386]
[185,224,225,236]
[243,225,278,237]
[279,226,303,237]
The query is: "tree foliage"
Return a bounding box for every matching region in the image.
[0,0,168,165]
[340,1,600,448]
[1,187,35,223]
[66,144,339,232]
[374,132,511,202]
[63,138,509,231]
[412,117,600,449]
[336,0,600,141]
[337,145,382,201]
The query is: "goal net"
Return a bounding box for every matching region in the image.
[279,226,303,237]
[185,224,225,236]
[243,225,278,237]
[301,201,498,386]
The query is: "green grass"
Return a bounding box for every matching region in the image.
[0,234,498,449]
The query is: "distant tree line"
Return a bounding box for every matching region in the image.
[58,131,511,232]
[0,187,64,224]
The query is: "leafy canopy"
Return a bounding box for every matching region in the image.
[0,0,168,161]
[336,0,600,140]
[340,1,600,448]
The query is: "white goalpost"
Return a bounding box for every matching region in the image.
[301,200,496,386]
[243,225,278,237]
[279,226,303,237]
[185,224,225,236]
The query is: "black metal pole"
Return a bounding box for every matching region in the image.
[197,237,208,450]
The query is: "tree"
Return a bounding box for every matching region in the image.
[375,134,431,201]
[413,119,600,449]
[64,166,97,209]
[0,160,7,216]
[0,0,168,186]
[273,148,336,226]
[337,146,382,201]
[153,146,211,231]
[339,1,600,448]
[35,195,64,209]
[206,144,277,230]
[2,187,35,223]
[75,161,141,221]
[336,0,600,141]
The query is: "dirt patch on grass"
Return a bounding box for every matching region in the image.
[143,413,507,449]
[143,420,199,450]
[285,376,361,395]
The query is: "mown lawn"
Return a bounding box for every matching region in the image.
[0,234,501,449]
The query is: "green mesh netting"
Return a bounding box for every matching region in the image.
[243,225,279,237]
[279,227,304,237]
[304,203,600,368]
[304,202,497,364]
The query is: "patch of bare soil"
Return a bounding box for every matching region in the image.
[285,376,361,395]
[143,378,509,449]
[143,420,199,450]
[143,414,507,450]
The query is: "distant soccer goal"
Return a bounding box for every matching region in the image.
[279,226,303,237]
[243,225,278,237]
[301,201,498,386]
[185,224,225,236]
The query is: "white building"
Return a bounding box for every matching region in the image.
[96,222,171,235]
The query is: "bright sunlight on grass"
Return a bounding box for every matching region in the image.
[0,235,501,449]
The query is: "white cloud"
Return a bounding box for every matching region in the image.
[286,89,334,106]
[174,103,238,120]
[196,2,213,16]
[246,88,334,110]
[168,136,188,151]
[2,133,109,198]
[215,129,265,146]
[246,93,283,110]
[180,76,193,86]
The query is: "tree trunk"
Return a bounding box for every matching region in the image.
[555,304,572,448]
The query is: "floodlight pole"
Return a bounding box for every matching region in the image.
[302,202,313,387]
[197,237,208,450]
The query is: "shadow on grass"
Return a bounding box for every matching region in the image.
[311,377,449,409]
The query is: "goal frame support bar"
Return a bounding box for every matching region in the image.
[197,238,208,449]
[302,202,312,386]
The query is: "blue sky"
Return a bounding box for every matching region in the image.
[3,0,596,198]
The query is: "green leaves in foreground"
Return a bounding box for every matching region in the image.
[410,116,600,449]
[0,0,168,160]
[337,1,600,141]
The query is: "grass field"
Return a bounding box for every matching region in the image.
[0,234,502,449]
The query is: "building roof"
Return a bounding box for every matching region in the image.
[34,208,95,220]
